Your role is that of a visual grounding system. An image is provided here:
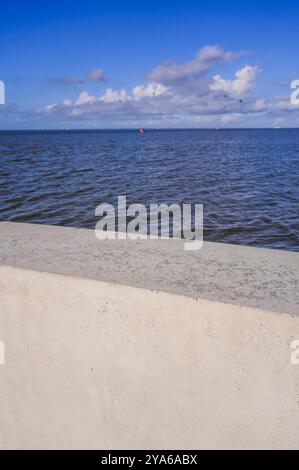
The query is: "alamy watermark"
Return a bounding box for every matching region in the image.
[290,80,299,105]
[0,80,5,104]
[0,340,5,365]
[95,196,203,250]
[291,340,299,365]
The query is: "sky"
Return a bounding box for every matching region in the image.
[1,0,299,129]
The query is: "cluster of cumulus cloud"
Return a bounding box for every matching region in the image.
[37,45,298,126]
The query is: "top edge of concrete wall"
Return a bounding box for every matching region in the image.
[0,221,298,316]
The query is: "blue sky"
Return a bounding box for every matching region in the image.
[1,0,299,128]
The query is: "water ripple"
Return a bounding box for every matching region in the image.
[0,129,298,252]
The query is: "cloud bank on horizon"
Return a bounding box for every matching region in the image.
[1,44,299,128]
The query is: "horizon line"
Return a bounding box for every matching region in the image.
[0,127,299,132]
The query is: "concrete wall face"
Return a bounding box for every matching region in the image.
[1,265,299,450]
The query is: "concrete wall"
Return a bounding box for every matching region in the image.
[1,267,299,450]
[0,222,299,449]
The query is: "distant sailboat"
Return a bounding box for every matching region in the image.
[138,128,145,134]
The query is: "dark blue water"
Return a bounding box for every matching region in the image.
[0,129,298,252]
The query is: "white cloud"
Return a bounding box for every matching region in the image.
[221,113,242,123]
[101,88,128,103]
[44,103,58,112]
[132,83,169,98]
[276,98,299,111]
[146,45,247,83]
[74,91,96,105]
[209,65,261,97]
[87,68,107,82]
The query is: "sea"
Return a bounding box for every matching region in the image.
[0,129,298,252]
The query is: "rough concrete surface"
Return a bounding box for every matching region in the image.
[0,221,298,315]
